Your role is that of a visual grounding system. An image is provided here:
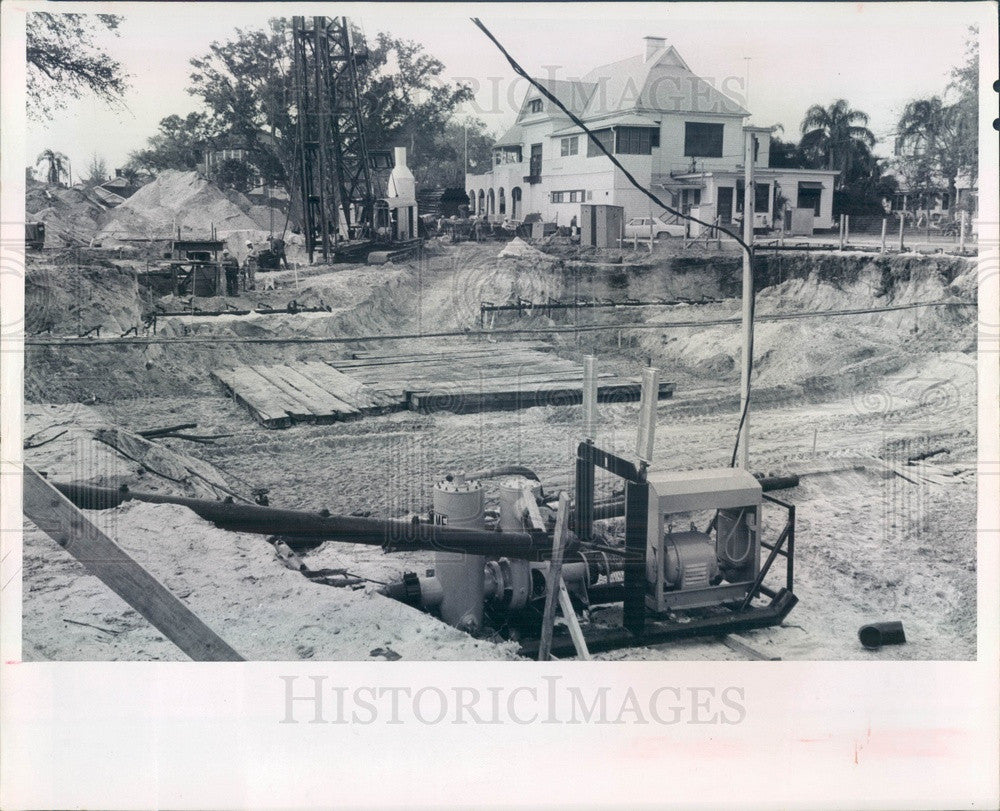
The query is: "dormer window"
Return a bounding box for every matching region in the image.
[527,98,543,114]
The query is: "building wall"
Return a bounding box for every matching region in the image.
[767,170,836,229]
[653,112,748,175]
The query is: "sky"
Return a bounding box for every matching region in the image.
[24,1,985,182]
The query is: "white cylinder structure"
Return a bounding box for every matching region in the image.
[432,478,486,633]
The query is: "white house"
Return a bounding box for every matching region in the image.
[466,36,838,232]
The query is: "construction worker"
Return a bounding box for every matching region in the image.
[268,234,289,269]
[222,249,240,296]
[243,241,257,291]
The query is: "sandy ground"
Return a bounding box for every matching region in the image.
[19,241,978,661]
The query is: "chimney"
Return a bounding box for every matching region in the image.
[644,36,666,61]
[387,146,416,204]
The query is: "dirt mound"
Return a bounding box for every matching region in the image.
[97,170,275,241]
[25,181,108,246]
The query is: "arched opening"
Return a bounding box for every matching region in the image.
[498,187,506,216]
[468,190,476,214]
[511,187,522,221]
[487,189,495,216]
[478,190,485,215]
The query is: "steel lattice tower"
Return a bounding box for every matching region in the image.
[291,16,375,263]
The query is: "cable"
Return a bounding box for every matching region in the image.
[470,18,751,255]
[21,300,970,348]
[470,17,759,463]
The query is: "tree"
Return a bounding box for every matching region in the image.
[128,112,216,173]
[895,97,964,210]
[799,99,877,185]
[36,149,69,185]
[768,135,806,169]
[948,27,978,199]
[184,19,475,226]
[26,13,129,120]
[85,153,109,185]
[214,158,256,194]
[892,29,978,219]
[410,118,496,188]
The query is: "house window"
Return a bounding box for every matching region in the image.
[528,98,543,114]
[587,129,614,157]
[499,188,506,215]
[797,182,823,216]
[495,146,522,165]
[754,182,770,213]
[529,144,543,178]
[683,122,724,158]
[560,136,579,157]
[551,190,585,203]
[616,127,657,155]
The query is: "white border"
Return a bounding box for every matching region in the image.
[2,3,997,808]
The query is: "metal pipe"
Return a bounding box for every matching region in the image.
[49,482,545,557]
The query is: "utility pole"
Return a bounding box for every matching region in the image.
[739,127,767,470]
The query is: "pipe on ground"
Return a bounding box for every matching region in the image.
[49,481,549,558]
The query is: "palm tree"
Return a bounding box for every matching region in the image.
[36,149,69,185]
[896,96,962,215]
[799,100,877,187]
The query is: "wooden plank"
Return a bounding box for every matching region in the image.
[348,364,595,388]
[275,365,361,419]
[22,465,244,662]
[409,380,674,414]
[212,368,291,428]
[556,579,592,660]
[251,364,356,422]
[242,366,317,423]
[249,365,324,421]
[538,493,570,662]
[299,362,403,413]
[721,633,781,661]
[342,351,564,372]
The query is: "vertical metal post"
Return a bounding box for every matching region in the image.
[786,504,795,593]
[574,441,595,542]
[898,213,905,252]
[623,480,648,636]
[844,214,850,246]
[838,214,845,250]
[313,18,332,261]
[582,355,598,440]
[959,210,967,253]
[739,130,756,470]
[880,218,887,253]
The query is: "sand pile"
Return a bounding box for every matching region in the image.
[25,181,108,246]
[97,170,276,241]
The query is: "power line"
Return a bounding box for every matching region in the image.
[470,18,752,256]
[469,17,760,467]
[20,300,971,349]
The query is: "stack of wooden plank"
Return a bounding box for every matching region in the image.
[213,342,674,428]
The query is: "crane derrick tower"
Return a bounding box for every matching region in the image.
[291,16,375,263]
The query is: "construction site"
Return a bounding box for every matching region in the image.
[19,15,979,664]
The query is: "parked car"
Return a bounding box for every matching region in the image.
[623,216,686,239]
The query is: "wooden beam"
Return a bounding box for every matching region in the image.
[22,465,244,662]
[538,493,569,661]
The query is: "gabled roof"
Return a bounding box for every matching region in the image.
[580,44,748,119]
[516,78,597,123]
[494,124,527,147]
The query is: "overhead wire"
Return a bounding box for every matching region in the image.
[470,17,759,464]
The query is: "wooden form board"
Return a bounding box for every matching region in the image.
[22,465,244,662]
[214,344,674,428]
